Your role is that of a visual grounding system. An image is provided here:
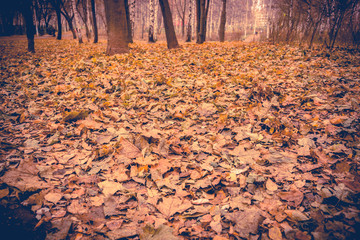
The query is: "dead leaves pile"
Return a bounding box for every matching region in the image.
[0,38,360,239]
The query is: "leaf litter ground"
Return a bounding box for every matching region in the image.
[0,38,360,240]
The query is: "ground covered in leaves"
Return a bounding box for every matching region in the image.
[0,38,360,240]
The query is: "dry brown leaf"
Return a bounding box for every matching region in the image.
[98,180,124,197]
[67,200,88,215]
[44,192,63,204]
[156,196,192,219]
[117,137,141,158]
[266,179,278,192]
[278,189,304,207]
[106,219,123,231]
[284,210,310,221]
[268,226,283,240]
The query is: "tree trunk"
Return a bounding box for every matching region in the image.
[129,0,135,39]
[76,0,92,41]
[33,5,39,36]
[103,0,129,55]
[55,0,62,40]
[72,0,83,43]
[158,0,180,49]
[124,0,133,43]
[21,0,35,53]
[186,0,193,42]
[244,0,248,39]
[148,0,156,42]
[90,0,98,43]
[63,13,77,39]
[219,0,226,42]
[196,0,209,44]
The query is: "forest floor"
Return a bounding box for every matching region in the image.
[0,38,360,240]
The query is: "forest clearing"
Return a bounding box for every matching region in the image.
[0,37,359,239]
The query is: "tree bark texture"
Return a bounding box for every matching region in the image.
[54,0,62,40]
[103,0,129,55]
[195,0,210,44]
[158,0,179,49]
[76,0,91,40]
[148,0,156,42]
[186,0,193,42]
[72,0,83,43]
[90,0,98,43]
[62,12,77,39]
[129,0,135,39]
[21,0,35,52]
[219,0,226,42]
[125,0,133,43]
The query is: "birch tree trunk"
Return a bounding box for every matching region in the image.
[186,0,193,42]
[72,0,83,43]
[129,0,136,39]
[149,0,156,42]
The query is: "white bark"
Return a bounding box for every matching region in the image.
[72,0,83,43]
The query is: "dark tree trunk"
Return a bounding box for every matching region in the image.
[63,14,77,39]
[103,0,129,55]
[21,0,35,52]
[158,0,179,49]
[124,0,133,43]
[219,0,226,42]
[195,0,209,44]
[195,0,200,42]
[90,0,98,43]
[54,0,62,40]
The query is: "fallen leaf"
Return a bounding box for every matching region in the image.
[284,210,310,221]
[266,179,278,192]
[156,196,192,219]
[117,137,141,158]
[98,180,123,197]
[0,188,9,199]
[225,208,264,238]
[268,226,282,240]
[278,189,304,207]
[141,224,180,240]
[106,219,123,231]
[44,192,63,204]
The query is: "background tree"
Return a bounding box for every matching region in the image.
[186,0,194,42]
[103,0,129,55]
[75,0,92,40]
[219,0,226,42]
[60,0,77,39]
[20,0,35,52]
[174,0,187,37]
[90,0,98,43]
[125,0,133,43]
[195,0,210,43]
[50,0,63,39]
[159,0,179,49]
[71,0,83,43]
[129,0,136,38]
[148,0,156,42]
